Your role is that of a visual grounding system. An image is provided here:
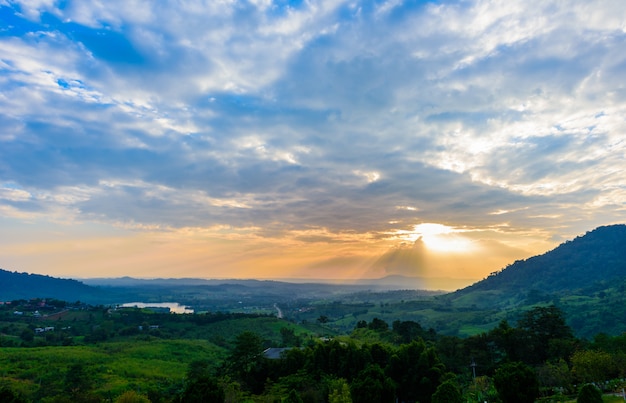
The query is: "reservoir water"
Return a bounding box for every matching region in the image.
[120,302,193,314]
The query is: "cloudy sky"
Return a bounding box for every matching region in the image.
[1,0,625,287]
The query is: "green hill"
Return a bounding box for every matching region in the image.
[0,269,114,303]
[461,224,626,295]
[442,224,626,338]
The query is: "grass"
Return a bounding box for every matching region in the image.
[0,339,226,400]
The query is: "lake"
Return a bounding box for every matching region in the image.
[119,302,194,314]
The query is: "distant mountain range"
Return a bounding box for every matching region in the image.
[2,224,626,337]
[81,274,473,291]
[0,269,444,304]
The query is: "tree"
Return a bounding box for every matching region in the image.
[229,331,264,374]
[368,317,389,332]
[388,340,445,403]
[181,376,225,403]
[576,384,602,403]
[493,362,539,403]
[536,359,572,393]
[392,320,431,343]
[571,349,616,383]
[516,305,574,363]
[280,327,302,347]
[284,389,304,403]
[350,364,395,403]
[328,378,352,403]
[0,387,28,403]
[64,363,95,400]
[19,328,33,344]
[114,390,151,403]
[186,359,212,382]
[432,381,462,403]
[182,359,225,402]
[355,320,367,329]
[226,331,267,393]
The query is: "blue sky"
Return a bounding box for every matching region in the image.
[0,0,625,285]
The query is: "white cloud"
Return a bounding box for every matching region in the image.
[1,0,626,251]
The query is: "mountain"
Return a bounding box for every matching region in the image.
[459,224,626,295]
[444,224,626,338]
[0,268,111,303]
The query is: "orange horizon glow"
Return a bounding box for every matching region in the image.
[0,217,557,290]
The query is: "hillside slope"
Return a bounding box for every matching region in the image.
[0,269,110,303]
[462,224,626,294]
[443,224,626,338]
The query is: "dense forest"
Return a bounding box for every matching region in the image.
[1,299,626,402]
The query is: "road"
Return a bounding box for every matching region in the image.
[274,303,283,319]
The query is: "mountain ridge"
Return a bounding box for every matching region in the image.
[458,224,626,295]
[0,269,110,303]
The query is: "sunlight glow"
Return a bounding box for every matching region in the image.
[407,223,476,253]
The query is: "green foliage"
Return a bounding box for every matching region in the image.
[328,378,352,403]
[182,358,225,402]
[432,381,462,403]
[392,319,436,343]
[226,331,267,393]
[367,317,389,331]
[388,340,445,403]
[576,383,603,403]
[280,326,302,347]
[63,363,95,400]
[516,305,575,364]
[0,386,28,403]
[19,328,34,343]
[317,315,329,324]
[181,375,225,403]
[464,376,499,403]
[350,365,394,403]
[284,388,304,403]
[493,361,539,403]
[114,390,151,403]
[571,350,616,383]
[229,331,264,372]
[0,339,223,401]
[537,359,572,394]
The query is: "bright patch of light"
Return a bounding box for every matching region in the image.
[405,223,476,253]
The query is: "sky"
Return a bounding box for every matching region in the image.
[1,0,625,289]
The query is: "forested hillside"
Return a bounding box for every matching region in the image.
[440,224,626,338]
[0,269,110,303]
[462,224,626,294]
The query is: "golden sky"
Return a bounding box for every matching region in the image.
[1,217,561,289]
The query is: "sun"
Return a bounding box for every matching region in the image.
[410,223,476,253]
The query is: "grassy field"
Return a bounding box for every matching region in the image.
[0,339,225,400]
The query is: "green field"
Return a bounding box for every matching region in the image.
[0,339,224,400]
